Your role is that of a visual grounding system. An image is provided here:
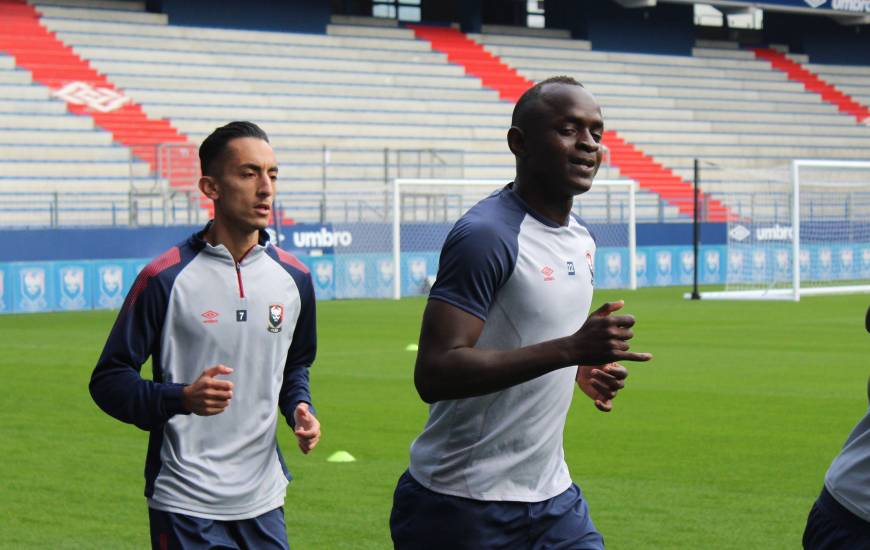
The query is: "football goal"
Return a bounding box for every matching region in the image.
[698,159,870,301]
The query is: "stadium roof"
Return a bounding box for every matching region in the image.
[615,0,870,24]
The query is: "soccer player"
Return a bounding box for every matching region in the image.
[802,305,870,548]
[90,121,320,549]
[389,76,652,549]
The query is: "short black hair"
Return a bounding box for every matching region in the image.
[511,75,584,129]
[199,121,270,176]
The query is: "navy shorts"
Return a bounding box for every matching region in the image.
[803,487,870,550]
[149,506,289,550]
[390,470,605,549]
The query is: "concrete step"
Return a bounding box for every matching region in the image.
[74,46,464,77]
[0,161,150,177]
[43,19,432,52]
[0,113,94,130]
[326,23,417,40]
[59,33,447,64]
[111,76,499,101]
[31,0,146,10]
[141,104,507,128]
[0,129,113,145]
[36,5,167,24]
[127,90,512,115]
[0,84,51,100]
[92,60,483,89]
[0,145,131,161]
[0,99,67,114]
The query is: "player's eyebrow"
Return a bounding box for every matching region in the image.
[562,114,603,128]
[239,163,278,174]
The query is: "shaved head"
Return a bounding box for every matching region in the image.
[511,75,585,130]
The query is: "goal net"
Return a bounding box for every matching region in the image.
[702,159,870,300]
[391,178,637,299]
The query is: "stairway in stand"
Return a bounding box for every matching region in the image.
[753,47,870,124]
[408,24,732,222]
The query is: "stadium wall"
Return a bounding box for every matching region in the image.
[764,12,870,65]
[146,0,331,33]
[545,0,694,56]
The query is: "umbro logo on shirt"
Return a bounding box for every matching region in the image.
[201,310,219,324]
[541,266,555,281]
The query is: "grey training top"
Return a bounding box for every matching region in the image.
[825,406,870,522]
[90,226,316,520]
[408,185,597,502]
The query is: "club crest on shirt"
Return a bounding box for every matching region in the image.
[585,250,594,283]
[268,304,284,333]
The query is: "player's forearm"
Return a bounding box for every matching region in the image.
[90,362,189,430]
[279,365,314,427]
[414,336,575,403]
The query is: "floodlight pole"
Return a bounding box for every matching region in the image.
[691,158,701,300]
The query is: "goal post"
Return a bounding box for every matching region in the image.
[391,178,638,300]
[698,159,870,301]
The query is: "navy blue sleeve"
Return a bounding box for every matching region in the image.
[279,270,317,429]
[89,262,190,432]
[428,214,519,321]
[571,212,598,244]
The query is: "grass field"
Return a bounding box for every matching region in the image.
[1,286,868,549]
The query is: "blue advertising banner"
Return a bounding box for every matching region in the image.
[57,262,91,311]
[14,263,54,313]
[94,262,128,310]
[666,0,870,15]
[305,256,336,301]
[0,222,735,263]
[0,266,9,313]
[597,248,630,289]
[2,242,865,314]
[753,0,870,14]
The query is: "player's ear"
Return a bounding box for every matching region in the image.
[507,126,526,158]
[199,175,219,201]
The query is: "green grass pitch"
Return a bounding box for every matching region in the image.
[1,287,867,548]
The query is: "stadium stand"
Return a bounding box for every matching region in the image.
[3,1,676,224]
[474,31,870,220]
[409,24,729,221]
[1,0,869,226]
[0,0,202,226]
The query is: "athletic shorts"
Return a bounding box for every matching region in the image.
[803,487,870,550]
[148,506,289,550]
[390,470,605,549]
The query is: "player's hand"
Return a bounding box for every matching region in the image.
[577,363,627,412]
[293,402,320,454]
[570,301,652,366]
[181,365,233,416]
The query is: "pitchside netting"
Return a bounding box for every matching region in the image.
[702,159,870,300]
[391,178,637,299]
